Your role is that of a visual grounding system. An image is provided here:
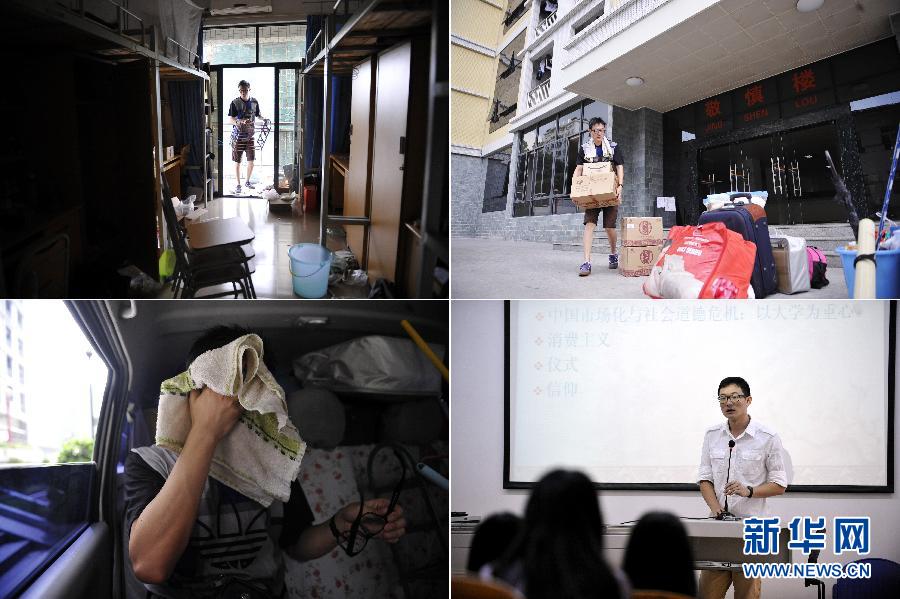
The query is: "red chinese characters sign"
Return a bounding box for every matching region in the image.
[733,80,778,128]
[778,63,834,117]
[697,95,731,135]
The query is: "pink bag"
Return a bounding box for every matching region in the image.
[806,246,829,289]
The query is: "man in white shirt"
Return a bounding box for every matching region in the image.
[697,376,788,599]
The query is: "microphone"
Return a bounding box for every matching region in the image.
[718,440,737,520]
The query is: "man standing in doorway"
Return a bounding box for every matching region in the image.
[572,117,624,276]
[228,80,263,195]
[697,377,788,599]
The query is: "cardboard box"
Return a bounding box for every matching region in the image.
[772,245,790,290]
[620,244,663,277]
[571,171,619,209]
[620,216,665,247]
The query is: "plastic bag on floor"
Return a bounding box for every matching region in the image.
[117,264,164,297]
[293,336,445,395]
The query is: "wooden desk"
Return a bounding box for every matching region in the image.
[162,155,183,200]
[186,217,254,250]
[330,153,349,213]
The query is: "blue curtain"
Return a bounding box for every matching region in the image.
[304,15,352,172]
[168,80,205,188]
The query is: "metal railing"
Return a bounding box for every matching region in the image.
[535,10,558,39]
[504,0,527,27]
[71,0,149,49]
[305,29,324,64]
[165,37,200,70]
[526,78,552,109]
[66,0,204,72]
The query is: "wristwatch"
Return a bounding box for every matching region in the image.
[747,485,754,498]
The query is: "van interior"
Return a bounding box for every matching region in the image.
[7,299,448,598]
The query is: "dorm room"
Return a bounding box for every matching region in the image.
[0,0,447,299]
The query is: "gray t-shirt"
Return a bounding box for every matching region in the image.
[125,445,312,598]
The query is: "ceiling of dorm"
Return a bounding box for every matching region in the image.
[565,0,899,113]
[0,0,350,55]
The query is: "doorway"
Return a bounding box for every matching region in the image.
[698,122,842,225]
[220,67,275,195]
[213,66,300,197]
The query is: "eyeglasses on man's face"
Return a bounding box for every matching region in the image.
[717,393,746,404]
[590,127,605,134]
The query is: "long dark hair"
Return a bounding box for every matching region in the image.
[493,469,622,599]
[623,511,696,597]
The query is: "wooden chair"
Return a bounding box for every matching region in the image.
[451,575,520,599]
[160,178,257,297]
[160,195,249,298]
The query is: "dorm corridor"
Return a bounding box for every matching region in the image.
[0,0,448,299]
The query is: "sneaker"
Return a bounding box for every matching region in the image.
[233,184,242,195]
[578,262,591,276]
[609,254,619,269]
[244,180,256,189]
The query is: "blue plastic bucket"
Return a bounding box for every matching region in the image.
[288,243,333,298]
[836,246,900,298]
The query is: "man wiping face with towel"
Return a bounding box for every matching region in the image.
[124,326,406,598]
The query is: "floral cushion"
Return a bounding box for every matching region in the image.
[285,447,401,598]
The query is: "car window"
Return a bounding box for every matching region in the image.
[0,300,109,596]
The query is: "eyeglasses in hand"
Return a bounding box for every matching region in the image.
[336,457,406,557]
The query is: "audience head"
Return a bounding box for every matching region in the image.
[623,511,697,597]
[466,512,523,573]
[493,469,621,599]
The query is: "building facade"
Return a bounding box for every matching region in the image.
[452,0,900,243]
[452,0,533,235]
[0,300,27,445]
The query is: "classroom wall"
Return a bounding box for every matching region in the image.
[451,300,900,598]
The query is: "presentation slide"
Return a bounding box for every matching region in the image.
[506,301,892,490]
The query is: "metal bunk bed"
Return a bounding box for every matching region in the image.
[13,0,211,257]
[302,0,447,298]
[17,0,207,77]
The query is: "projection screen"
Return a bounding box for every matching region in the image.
[505,300,894,492]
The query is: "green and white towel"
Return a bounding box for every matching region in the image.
[156,334,305,507]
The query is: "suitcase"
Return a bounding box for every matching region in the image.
[698,193,778,298]
[771,236,811,294]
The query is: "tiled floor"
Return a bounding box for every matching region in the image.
[164,196,368,299]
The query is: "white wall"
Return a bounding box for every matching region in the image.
[451,300,900,598]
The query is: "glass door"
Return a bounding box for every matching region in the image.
[276,68,299,191]
[699,123,841,225]
[210,69,220,197]
[785,122,842,223]
[220,66,276,195]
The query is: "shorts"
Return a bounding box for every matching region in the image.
[232,124,256,162]
[232,139,255,163]
[584,204,618,228]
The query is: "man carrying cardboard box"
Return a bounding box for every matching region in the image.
[573,118,624,276]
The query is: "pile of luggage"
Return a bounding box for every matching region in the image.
[643,191,828,299]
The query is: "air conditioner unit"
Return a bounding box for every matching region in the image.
[210,0,273,16]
